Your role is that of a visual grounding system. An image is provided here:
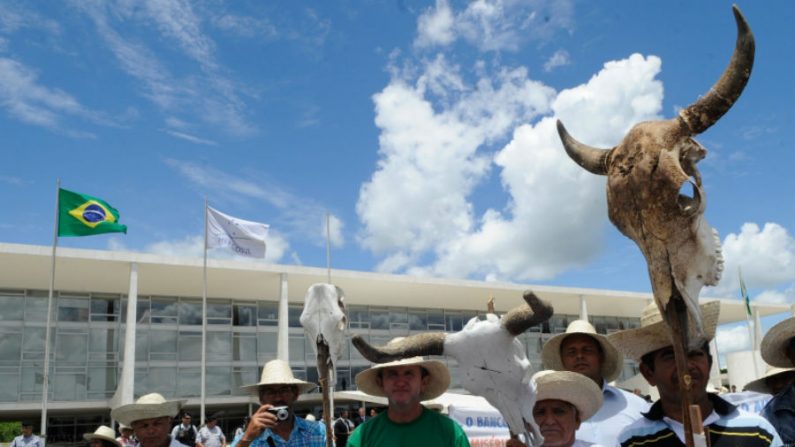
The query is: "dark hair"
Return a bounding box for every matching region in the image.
[641,342,712,372]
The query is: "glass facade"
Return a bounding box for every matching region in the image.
[0,288,642,404]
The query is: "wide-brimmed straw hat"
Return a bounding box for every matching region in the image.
[111,393,185,426]
[760,317,795,368]
[240,359,316,394]
[533,370,603,421]
[607,301,720,362]
[83,426,121,447]
[541,320,624,382]
[355,339,450,401]
[744,366,795,394]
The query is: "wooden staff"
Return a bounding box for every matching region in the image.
[316,342,334,447]
[665,296,695,447]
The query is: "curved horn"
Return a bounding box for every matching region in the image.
[351,333,446,363]
[556,120,610,175]
[679,5,755,135]
[502,291,554,336]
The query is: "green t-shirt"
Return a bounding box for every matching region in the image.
[346,407,470,447]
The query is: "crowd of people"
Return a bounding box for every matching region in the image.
[12,307,795,447]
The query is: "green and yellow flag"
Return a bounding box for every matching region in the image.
[58,188,128,237]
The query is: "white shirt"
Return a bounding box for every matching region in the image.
[11,435,42,447]
[576,384,650,446]
[198,425,226,447]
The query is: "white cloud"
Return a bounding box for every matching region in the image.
[415,0,455,48]
[709,222,795,296]
[414,0,574,53]
[543,49,570,72]
[164,129,217,146]
[358,51,665,280]
[213,14,278,39]
[716,324,751,353]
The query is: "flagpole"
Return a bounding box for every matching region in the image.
[326,212,331,283]
[739,266,760,376]
[201,198,208,424]
[42,179,61,441]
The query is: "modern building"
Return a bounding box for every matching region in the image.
[0,242,788,442]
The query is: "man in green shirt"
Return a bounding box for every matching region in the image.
[347,351,470,447]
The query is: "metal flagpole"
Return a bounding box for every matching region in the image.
[201,198,208,424]
[42,179,61,441]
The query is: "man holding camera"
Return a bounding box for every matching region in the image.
[232,359,326,447]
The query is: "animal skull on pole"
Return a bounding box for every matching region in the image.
[300,283,348,447]
[353,291,553,446]
[557,6,754,447]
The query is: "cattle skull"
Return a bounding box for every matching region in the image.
[353,291,553,446]
[557,6,753,340]
[301,283,348,447]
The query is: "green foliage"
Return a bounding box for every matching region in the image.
[0,422,20,442]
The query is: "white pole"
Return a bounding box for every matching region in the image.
[201,198,208,424]
[41,179,60,442]
[326,212,331,284]
[276,273,289,361]
[579,295,588,321]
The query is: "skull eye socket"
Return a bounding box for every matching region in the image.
[677,178,700,215]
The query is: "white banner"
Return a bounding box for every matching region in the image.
[448,404,510,446]
[206,206,269,258]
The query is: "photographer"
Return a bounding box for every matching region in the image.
[231,359,326,447]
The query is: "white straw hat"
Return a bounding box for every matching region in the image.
[83,426,121,447]
[533,370,603,421]
[541,320,624,382]
[760,317,795,368]
[355,339,450,401]
[607,301,720,362]
[240,359,316,394]
[111,393,185,426]
[744,366,795,394]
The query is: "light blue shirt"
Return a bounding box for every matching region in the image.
[576,383,650,446]
[230,417,325,447]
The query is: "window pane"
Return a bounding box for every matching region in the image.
[234,304,257,326]
[135,331,148,361]
[408,311,427,330]
[257,332,277,360]
[179,300,202,326]
[23,327,46,353]
[90,295,119,321]
[207,301,231,324]
[207,367,231,396]
[150,330,178,353]
[207,332,232,361]
[233,334,257,362]
[348,306,369,329]
[289,336,304,363]
[0,293,23,321]
[87,363,116,394]
[232,367,258,395]
[0,330,21,364]
[58,296,89,322]
[136,297,151,323]
[178,333,201,361]
[148,367,176,397]
[0,372,18,401]
[288,305,302,328]
[369,309,388,330]
[151,297,178,324]
[54,372,86,400]
[177,368,201,398]
[25,291,50,322]
[258,302,278,325]
[56,332,87,363]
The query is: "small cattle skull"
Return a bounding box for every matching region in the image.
[353,291,553,447]
[300,283,348,382]
[557,6,753,340]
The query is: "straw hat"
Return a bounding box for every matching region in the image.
[83,426,121,447]
[111,393,185,426]
[607,301,720,362]
[541,320,624,382]
[760,317,795,368]
[744,366,795,394]
[533,370,603,421]
[355,339,450,401]
[240,359,316,394]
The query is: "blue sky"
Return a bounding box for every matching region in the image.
[1,1,793,355]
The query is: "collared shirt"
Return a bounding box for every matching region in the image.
[117,435,136,447]
[138,439,192,447]
[576,383,649,446]
[617,394,782,447]
[761,381,795,446]
[11,434,43,447]
[230,417,325,447]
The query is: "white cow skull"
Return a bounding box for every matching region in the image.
[300,283,348,382]
[353,291,553,447]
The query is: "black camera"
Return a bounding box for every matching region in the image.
[267,406,289,421]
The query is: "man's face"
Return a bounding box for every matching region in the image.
[376,365,428,408]
[560,334,604,384]
[533,399,579,447]
[21,426,33,437]
[640,345,711,404]
[258,385,299,409]
[181,415,191,426]
[207,419,216,428]
[131,416,172,447]
[358,408,365,417]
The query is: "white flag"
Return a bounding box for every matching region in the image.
[206,206,269,258]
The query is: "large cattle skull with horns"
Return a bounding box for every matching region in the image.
[557,6,753,339]
[353,291,553,446]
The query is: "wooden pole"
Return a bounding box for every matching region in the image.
[665,297,695,447]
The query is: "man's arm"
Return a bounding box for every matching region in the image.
[194,426,204,447]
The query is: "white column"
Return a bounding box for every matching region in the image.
[277,273,289,362]
[579,295,588,321]
[110,262,138,411]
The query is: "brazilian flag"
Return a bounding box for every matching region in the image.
[58,188,128,237]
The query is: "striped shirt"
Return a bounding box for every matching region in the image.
[617,394,782,447]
